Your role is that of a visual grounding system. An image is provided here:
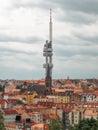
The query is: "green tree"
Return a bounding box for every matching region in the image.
[16,84,23,89]
[69,117,98,130]
[49,118,64,130]
[0,85,5,92]
[17,99,24,104]
[0,110,5,130]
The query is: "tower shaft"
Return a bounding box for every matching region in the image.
[43,9,53,95]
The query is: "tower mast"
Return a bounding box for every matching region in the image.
[43,9,53,95]
[49,8,52,42]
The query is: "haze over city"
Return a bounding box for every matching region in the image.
[0,0,98,79]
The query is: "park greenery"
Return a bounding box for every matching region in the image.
[49,118,64,130]
[0,110,5,130]
[69,117,98,130]
[49,117,98,130]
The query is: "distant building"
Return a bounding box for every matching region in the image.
[84,109,98,119]
[4,82,16,94]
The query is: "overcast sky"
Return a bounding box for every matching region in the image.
[0,0,98,80]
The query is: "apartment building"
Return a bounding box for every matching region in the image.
[3,109,18,124]
[69,108,83,125]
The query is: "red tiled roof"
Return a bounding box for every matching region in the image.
[63,108,73,113]
[3,109,18,115]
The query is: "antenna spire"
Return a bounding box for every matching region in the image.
[50,8,52,22]
[49,8,52,42]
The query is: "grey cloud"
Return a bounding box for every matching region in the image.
[0,47,37,57]
[75,34,98,44]
[0,34,43,44]
[55,47,98,57]
[55,48,77,57]
[0,66,43,80]
[0,0,97,79]
[59,11,97,25]
[50,0,98,14]
[10,0,98,25]
[50,0,98,25]
[13,0,98,14]
[54,37,98,58]
[54,35,96,48]
[12,0,54,9]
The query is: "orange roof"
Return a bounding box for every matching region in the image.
[13,89,20,92]
[5,123,16,128]
[13,104,23,109]
[16,109,26,114]
[84,109,97,116]
[31,123,45,128]
[5,85,16,89]
[0,100,8,105]
[52,87,66,92]
[0,92,3,95]
[30,122,37,126]
[93,90,98,95]
[65,83,76,88]
[14,95,26,99]
[74,89,83,93]
[49,114,58,119]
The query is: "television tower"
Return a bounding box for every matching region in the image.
[43,9,53,95]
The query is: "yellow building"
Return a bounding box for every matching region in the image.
[34,95,70,104]
[46,95,70,103]
[26,91,38,104]
[56,96,70,103]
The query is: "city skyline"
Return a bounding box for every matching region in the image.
[0,0,98,79]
